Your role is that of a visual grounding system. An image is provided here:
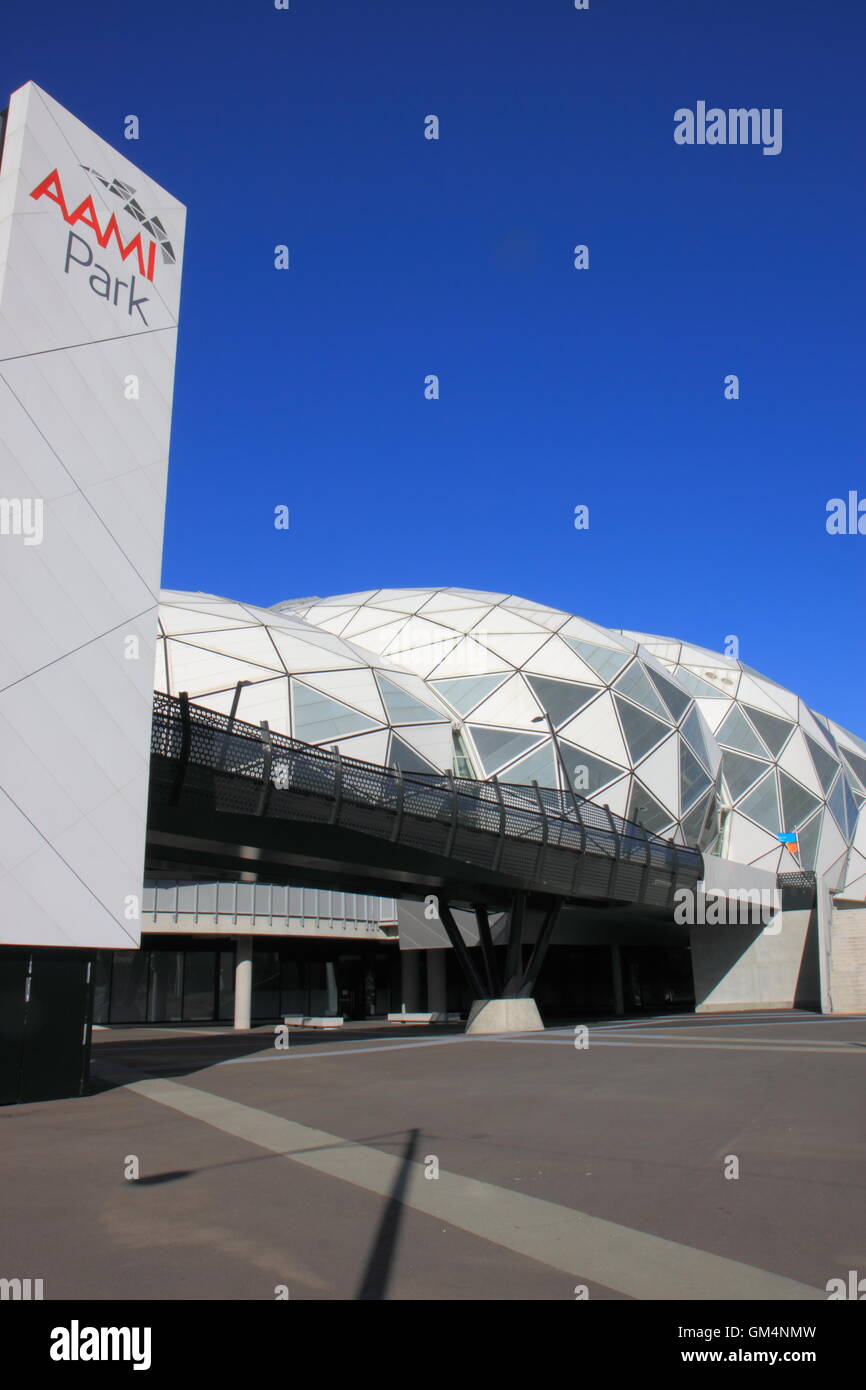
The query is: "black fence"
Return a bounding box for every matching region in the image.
[151,692,703,909]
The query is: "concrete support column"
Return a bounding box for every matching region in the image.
[400,950,419,1012]
[234,937,253,1031]
[426,949,447,1016]
[610,943,625,1016]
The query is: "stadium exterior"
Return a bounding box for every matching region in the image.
[1,84,864,1101]
[102,587,862,1033]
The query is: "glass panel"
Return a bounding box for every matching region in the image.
[670,668,728,699]
[681,791,712,846]
[388,733,439,773]
[452,728,476,777]
[377,673,447,724]
[563,637,630,682]
[738,771,781,834]
[292,681,378,741]
[722,749,768,801]
[613,696,670,764]
[779,769,821,830]
[307,961,328,1016]
[646,666,691,722]
[109,951,148,1024]
[845,781,860,838]
[716,705,766,757]
[252,950,280,1020]
[796,811,822,870]
[559,742,624,795]
[468,727,543,775]
[827,774,848,835]
[500,740,558,790]
[432,674,505,714]
[183,951,216,1021]
[217,950,235,1021]
[680,742,712,813]
[805,733,840,794]
[613,662,670,720]
[281,959,306,1016]
[148,951,183,1022]
[682,706,713,772]
[628,781,673,835]
[840,746,866,791]
[743,705,793,757]
[525,674,598,728]
[92,951,112,1025]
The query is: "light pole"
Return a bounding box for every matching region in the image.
[531,711,574,804]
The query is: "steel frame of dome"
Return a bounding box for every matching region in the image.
[155,586,864,907]
[274,589,724,855]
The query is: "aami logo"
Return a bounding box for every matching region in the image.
[29,167,175,327]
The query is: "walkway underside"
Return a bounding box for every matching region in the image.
[148,693,704,1000]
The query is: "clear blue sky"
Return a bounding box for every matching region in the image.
[5,0,864,732]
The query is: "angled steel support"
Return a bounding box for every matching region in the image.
[169,690,191,805]
[517,898,563,997]
[437,900,486,999]
[531,779,548,880]
[503,892,526,995]
[219,679,250,770]
[473,902,501,997]
[492,776,506,872]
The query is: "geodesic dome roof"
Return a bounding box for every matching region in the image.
[621,631,861,886]
[275,589,723,849]
[156,591,456,773]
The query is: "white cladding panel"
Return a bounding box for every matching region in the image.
[0,82,185,946]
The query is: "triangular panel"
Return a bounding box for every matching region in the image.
[613,662,670,720]
[738,771,781,835]
[646,666,691,722]
[614,696,672,765]
[743,705,794,757]
[560,742,629,797]
[467,727,544,776]
[430,673,506,715]
[525,674,599,729]
[716,705,767,757]
[778,769,821,831]
[291,682,380,742]
[722,749,769,801]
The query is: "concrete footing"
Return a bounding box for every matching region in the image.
[465,998,544,1034]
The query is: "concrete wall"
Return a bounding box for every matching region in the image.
[829,901,866,1013]
[687,856,819,1012]
[690,908,818,1012]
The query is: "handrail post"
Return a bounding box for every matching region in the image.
[329,748,343,826]
[531,779,548,880]
[603,802,621,897]
[390,762,405,842]
[256,720,273,816]
[445,770,459,857]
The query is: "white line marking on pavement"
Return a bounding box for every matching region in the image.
[126,1077,825,1302]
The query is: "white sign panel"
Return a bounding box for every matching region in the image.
[0,81,186,947]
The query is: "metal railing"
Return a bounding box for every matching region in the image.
[151,692,703,908]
